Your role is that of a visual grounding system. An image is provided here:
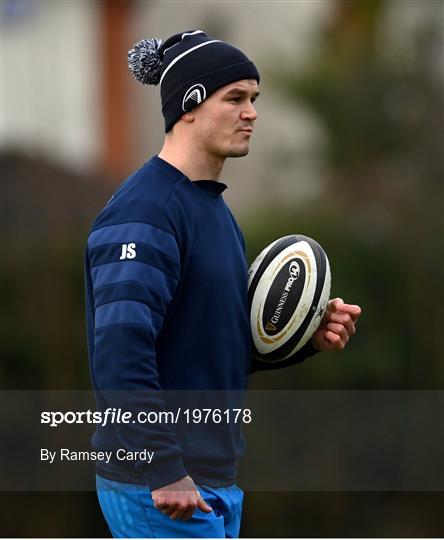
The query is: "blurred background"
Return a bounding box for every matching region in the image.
[1,0,443,537]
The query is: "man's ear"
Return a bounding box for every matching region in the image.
[181,112,195,123]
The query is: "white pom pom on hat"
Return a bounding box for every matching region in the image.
[128,38,163,85]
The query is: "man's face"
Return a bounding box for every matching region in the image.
[190,79,259,159]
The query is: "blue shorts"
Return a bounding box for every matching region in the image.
[96,475,244,538]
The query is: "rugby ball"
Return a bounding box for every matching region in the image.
[248,235,331,362]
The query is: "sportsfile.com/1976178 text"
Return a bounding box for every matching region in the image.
[40,408,252,428]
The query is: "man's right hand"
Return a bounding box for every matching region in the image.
[151,475,213,521]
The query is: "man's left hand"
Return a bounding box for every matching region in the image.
[312,297,362,351]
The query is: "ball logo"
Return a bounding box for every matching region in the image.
[262,257,305,336]
[289,261,300,280]
[182,84,207,112]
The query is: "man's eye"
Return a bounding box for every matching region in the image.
[229,97,241,103]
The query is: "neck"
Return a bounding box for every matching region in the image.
[158,137,225,181]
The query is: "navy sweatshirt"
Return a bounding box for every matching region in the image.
[84,155,316,490]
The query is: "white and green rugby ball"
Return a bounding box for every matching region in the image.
[248,235,331,362]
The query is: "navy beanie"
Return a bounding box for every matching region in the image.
[128,29,260,132]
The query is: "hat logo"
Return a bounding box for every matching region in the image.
[182,83,207,112]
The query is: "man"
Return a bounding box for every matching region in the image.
[84,30,361,538]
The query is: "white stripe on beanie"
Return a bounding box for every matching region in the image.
[160,40,221,86]
[162,30,206,56]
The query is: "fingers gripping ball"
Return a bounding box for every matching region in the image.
[248,235,331,362]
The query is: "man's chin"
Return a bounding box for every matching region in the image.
[226,144,250,158]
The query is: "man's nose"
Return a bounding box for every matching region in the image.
[240,101,258,122]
